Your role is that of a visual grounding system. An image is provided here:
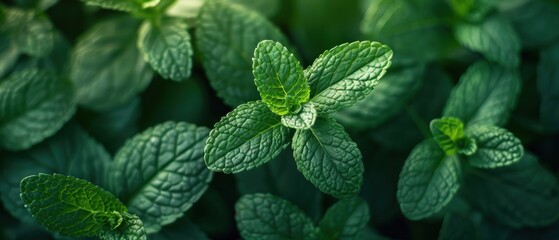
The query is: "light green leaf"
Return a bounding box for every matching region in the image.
[229,0,280,17]
[292,117,363,198]
[165,0,205,19]
[253,40,309,116]
[462,153,559,228]
[70,17,153,111]
[0,69,75,150]
[138,18,192,82]
[319,197,370,240]
[110,122,212,234]
[235,193,319,240]
[397,140,461,220]
[196,0,289,106]
[20,173,128,238]
[430,117,465,156]
[443,61,521,127]
[99,212,147,240]
[457,137,477,156]
[454,13,520,67]
[306,41,393,114]
[205,101,291,173]
[465,125,523,169]
[449,0,500,21]
[0,124,112,224]
[3,8,54,57]
[281,102,317,130]
[80,0,143,13]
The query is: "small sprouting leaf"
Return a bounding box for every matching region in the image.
[138,18,192,82]
[457,137,477,156]
[99,212,147,240]
[281,102,317,130]
[430,117,465,156]
[110,122,212,234]
[319,197,370,240]
[70,17,153,111]
[235,193,319,240]
[306,41,393,114]
[20,173,128,238]
[397,140,461,220]
[0,69,75,150]
[3,8,54,57]
[196,0,289,106]
[443,61,521,127]
[205,101,291,173]
[292,117,363,198]
[465,125,523,169]
[253,40,309,116]
[80,0,143,13]
[454,13,520,68]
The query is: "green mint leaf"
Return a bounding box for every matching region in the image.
[80,0,143,13]
[196,0,289,106]
[306,41,393,114]
[465,125,523,169]
[454,13,520,68]
[229,0,279,17]
[505,0,559,48]
[430,117,465,156]
[20,173,128,238]
[138,18,192,82]
[333,64,425,130]
[3,8,54,57]
[438,213,482,240]
[70,17,153,111]
[0,124,112,224]
[443,60,521,127]
[538,42,559,131]
[110,122,212,234]
[99,212,147,240]
[0,69,75,150]
[235,193,319,240]
[449,0,499,21]
[205,101,291,173]
[292,117,363,198]
[281,102,317,130]
[457,137,478,156]
[397,140,461,220]
[319,197,370,240]
[253,40,309,116]
[462,153,559,228]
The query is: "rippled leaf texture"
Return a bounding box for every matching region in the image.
[466,125,523,169]
[281,102,317,130]
[504,0,559,48]
[430,117,465,156]
[306,41,393,114]
[538,42,559,132]
[205,101,290,173]
[80,0,143,13]
[253,40,309,115]
[99,212,147,240]
[443,61,520,127]
[138,18,192,82]
[0,124,111,224]
[20,173,128,238]
[333,64,424,130]
[235,193,318,240]
[0,69,75,150]
[454,14,520,68]
[2,7,54,57]
[462,153,559,227]
[397,140,461,220]
[319,198,370,240]
[292,117,363,198]
[110,122,212,234]
[70,17,153,111]
[196,0,288,106]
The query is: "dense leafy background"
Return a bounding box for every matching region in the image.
[1,0,559,239]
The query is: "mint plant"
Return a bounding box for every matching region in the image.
[204,40,393,198]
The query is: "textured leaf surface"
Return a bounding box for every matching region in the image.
[306,41,393,114]
[281,102,316,130]
[454,14,520,67]
[292,117,363,198]
[430,117,465,156]
[462,153,559,228]
[253,40,309,115]
[99,212,147,240]
[138,19,192,82]
[110,122,212,234]
[319,197,370,240]
[397,140,461,220]
[196,0,288,106]
[466,125,523,169]
[0,124,112,224]
[70,17,153,111]
[3,8,54,57]
[0,69,75,150]
[205,101,290,173]
[20,174,128,238]
[443,61,520,127]
[235,193,318,240]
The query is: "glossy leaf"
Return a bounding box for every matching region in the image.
[466,125,523,169]
[99,212,147,240]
